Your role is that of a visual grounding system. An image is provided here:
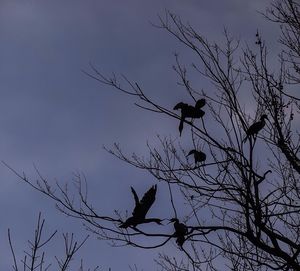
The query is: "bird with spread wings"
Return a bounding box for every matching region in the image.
[120,185,162,228]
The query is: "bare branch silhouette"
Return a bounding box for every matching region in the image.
[7,1,300,270]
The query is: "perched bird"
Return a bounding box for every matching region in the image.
[243,114,268,142]
[187,149,206,164]
[120,185,162,228]
[173,99,206,136]
[170,218,188,248]
[173,99,206,118]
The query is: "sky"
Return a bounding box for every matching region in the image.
[0,0,280,270]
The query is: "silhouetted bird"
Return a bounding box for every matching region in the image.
[120,185,162,228]
[243,114,268,142]
[170,218,188,248]
[173,99,206,136]
[187,149,206,164]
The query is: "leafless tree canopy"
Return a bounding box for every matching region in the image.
[8,213,99,271]
[8,1,300,270]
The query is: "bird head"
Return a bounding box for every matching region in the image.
[195,98,206,109]
[261,114,268,120]
[168,218,179,224]
[187,150,196,157]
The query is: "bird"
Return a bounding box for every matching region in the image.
[119,185,162,228]
[243,114,268,142]
[169,218,188,248]
[187,149,206,165]
[173,99,206,136]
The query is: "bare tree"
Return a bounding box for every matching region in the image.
[6,0,300,270]
[8,212,99,271]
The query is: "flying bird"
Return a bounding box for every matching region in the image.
[187,149,206,165]
[170,218,188,248]
[243,114,268,142]
[120,185,162,228]
[173,99,206,136]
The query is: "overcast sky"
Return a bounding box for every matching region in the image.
[0,0,279,270]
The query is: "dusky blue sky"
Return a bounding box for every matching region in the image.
[0,0,280,270]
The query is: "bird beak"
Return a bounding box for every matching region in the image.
[158,219,166,225]
[167,219,174,224]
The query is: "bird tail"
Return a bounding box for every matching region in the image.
[179,118,184,136]
[176,236,185,248]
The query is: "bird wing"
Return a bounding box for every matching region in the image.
[187,150,195,156]
[133,185,157,218]
[246,121,263,136]
[195,151,206,162]
[173,102,185,110]
[131,187,139,206]
[193,109,205,118]
[182,105,196,118]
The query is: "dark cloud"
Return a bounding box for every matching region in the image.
[0,0,275,269]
